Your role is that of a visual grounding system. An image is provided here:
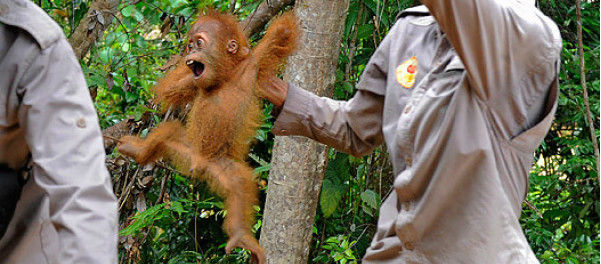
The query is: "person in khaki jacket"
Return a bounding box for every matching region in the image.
[263,0,561,263]
[0,0,118,263]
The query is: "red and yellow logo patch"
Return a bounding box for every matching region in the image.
[396,56,418,88]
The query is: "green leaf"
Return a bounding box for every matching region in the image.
[343,1,360,39]
[363,0,378,14]
[341,239,349,248]
[566,256,580,264]
[88,73,106,88]
[579,200,593,218]
[134,110,144,121]
[320,179,344,218]
[344,248,355,259]
[125,91,138,103]
[324,153,351,184]
[357,24,374,39]
[249,153,271,173]
[121,42,130,52]
[99,48,113,64]
[361,189,380,209]
[362,206,373,217]
[132,7,144,22]
[119,203,165,236]
[170,200,188,216]
[121,5,133,17]
[341,81,354,93]
[168,0,188,9]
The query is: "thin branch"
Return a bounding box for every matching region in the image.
[345,1,363,83]
[229,0,237,14]
[119,167,140,211]
[156,172,171,205]
[524,200,543,218]
[575,0,600,177]
[240,0,294,37]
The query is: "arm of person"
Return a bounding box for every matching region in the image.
[270,82,385,157]
[263,28,394,157]
[422,0,562,135]
[16,37,118,263]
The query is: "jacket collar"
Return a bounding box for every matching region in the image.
[397,5,430,19]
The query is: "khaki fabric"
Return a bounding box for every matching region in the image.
[0,0,118,263]
[273,0,561,263]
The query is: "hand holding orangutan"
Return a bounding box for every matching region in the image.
[262,76,289,108]
[117,10,299,263]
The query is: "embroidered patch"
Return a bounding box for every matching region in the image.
[396,56,418,88]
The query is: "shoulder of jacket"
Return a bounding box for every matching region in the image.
[391,5,435,29]
[0,0,63,50]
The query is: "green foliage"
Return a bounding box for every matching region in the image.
[519,1,600,263]
[114,170,256,263]
[313,235,358,264]
[320,153,350,218]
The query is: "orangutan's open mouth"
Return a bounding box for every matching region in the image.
[186,59,205,78]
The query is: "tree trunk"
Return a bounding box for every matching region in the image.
[259,1,349,263]
[68,0,120,61]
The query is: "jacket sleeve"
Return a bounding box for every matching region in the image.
[16,37,118,264]
[272,31,394,157]
[272,85,385,157]
[422,0,561,132]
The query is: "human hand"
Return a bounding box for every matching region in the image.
[260,76,289,108]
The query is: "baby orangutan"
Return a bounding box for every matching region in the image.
[117,10,299,263]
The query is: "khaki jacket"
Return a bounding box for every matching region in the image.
[274,1,561,263]
[0,0,117,263]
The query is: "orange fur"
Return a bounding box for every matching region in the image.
[153,63,197,108]
[118,9,299,264]
[254,12,300,97]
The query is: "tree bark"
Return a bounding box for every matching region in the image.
[68,0,120,61]
[259,1,349,263]
[575,0,600,176]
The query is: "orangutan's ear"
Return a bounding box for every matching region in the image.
[227,39,238,54]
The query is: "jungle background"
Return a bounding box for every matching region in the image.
[36,0,599,263]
